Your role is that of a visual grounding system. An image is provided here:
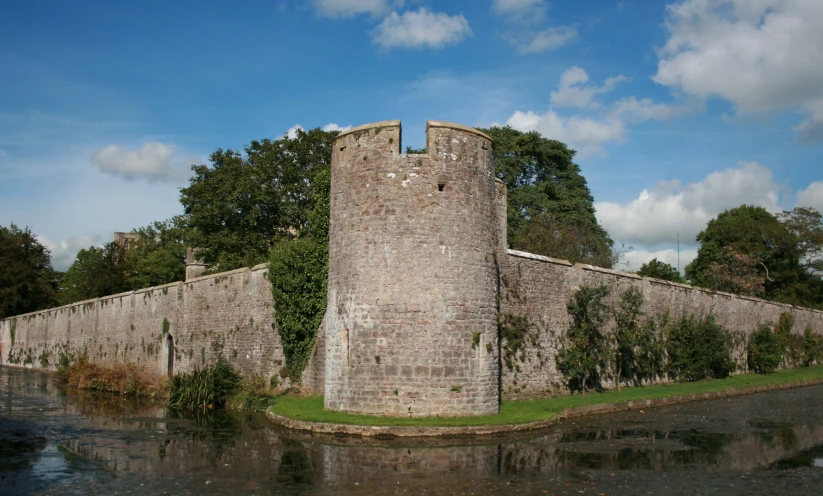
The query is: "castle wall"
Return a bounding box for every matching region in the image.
[498,250,823,399]
[324,120,500,417]
[0,265,286,384]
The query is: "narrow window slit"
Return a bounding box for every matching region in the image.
[438,183,446,192]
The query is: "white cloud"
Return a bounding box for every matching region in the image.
[595,162,783,248]
[621,248,698,275]
[797,182,823,213]
[312,0,401,18]
[322,123,352,132]
[286,124,304,139]
[507,109,625,156]
[550,67,627,109]
[92,142,186,183]
[491,0,546,18]
[40,233,103,271]
[505,66,693,155]
[517,27,577,54]
[654,0,823,141]
[371,8,472,49]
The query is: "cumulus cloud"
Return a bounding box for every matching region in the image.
[491,0,546,18]
[595,162,783,248]
[39,233,103,271]
[621,248,698,275]
[797,182,823,213]
[517,27,578,54]
[322,123,352,132]
[371,8,472,49]
[654,0,823,141]
[492,0,576,53]
[506,109,625,156]
[550,67,627,109]
[312,0,401,18]
[92,142,186,183]
[286,124,304,139]
[505,67,693,155]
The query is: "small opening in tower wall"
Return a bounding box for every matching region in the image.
[438,183,446,192]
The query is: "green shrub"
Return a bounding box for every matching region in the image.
[556,284,611,393]
[241,375,277,411]
[612,286,644,388]
[168,358,241,410]
[774,312,794,365]
[747,323,783,373]
[635,314,667,383]
[666,314,734,381]
[803,326,822,367]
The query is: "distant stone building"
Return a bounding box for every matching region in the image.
[113,232,139,251]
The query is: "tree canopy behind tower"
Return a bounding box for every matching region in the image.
[179,127,339,271]
[479,126,616,267]
[0,224,58,319]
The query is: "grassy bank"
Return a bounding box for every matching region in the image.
[270,365,823,427]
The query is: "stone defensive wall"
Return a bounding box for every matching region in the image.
[0,264,284,382]
[497,249,823,400]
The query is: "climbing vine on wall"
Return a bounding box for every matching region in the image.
[556,284,611,394]
[268,169,330,382]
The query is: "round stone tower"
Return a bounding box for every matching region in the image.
[324,120,500,417]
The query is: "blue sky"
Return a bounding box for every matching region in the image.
[1,0,821,271]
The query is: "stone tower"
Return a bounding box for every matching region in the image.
[324,120,500,417]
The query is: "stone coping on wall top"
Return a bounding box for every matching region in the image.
[334,120,401,141]
[507,249,572,266]
[502,249,821,315]
[426,120,493,141]
[266,378,823,439]
[0,264,273,323]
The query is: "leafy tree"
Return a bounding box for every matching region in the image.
[479,126,615,267]
[268,169,331,382]
[126,216,200,289]
[180,127,338,271]
[0,224,58,319]
[612,286,644,389]
[747,323,783,374]
[802,325,822,367]
[666,314,734,381]
[556,284,611,394]
[59,242,132,304]
[686,205,823,307]
[637,258,683,282]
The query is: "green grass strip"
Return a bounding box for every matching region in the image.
[270,365,823,427]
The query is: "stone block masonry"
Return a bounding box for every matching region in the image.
[0,265,286,383]
[323,121,500,417]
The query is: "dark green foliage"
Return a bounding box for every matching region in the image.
[635,315,667,383]
[637,258,683,282]
[666,315,734,381]
[612,287,644,387]
[241,375,277,411]
[479,126,614,267]
[168,358,241,410]
[748,323,783,373]
[268,164,330,383]
[556,285,611,393]
[180,128,338,270]
[686,205,823,308]
[270,375,280,389]
[773,312,795,366]
[803,326,822,366]
[405,146,426,154]
[498,313,530,370]
[125,216,197,289]
[162,317,170,335]
[0,224,58,319]
[269,238,327,382]
[58,241,131,305]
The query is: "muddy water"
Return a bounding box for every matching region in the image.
[2,367,823,495]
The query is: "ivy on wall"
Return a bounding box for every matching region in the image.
[268,169,330,383]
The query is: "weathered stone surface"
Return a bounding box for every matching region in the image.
[323,120,499,417]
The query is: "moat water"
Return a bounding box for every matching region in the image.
[2,367,823,495]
